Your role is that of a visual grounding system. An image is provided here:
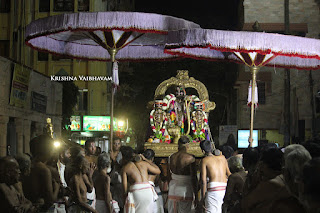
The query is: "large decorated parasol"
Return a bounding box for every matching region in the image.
[25,12,200,146]
[165,28,320,146]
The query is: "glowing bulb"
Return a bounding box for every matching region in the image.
[118,121,124,127]
[53,141,61,148]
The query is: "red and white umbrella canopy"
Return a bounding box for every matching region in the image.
[25,12,200,61]
[165,28,320,146]
[25,12,200,145]
[165,28,320,70]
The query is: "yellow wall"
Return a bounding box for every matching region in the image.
[266,130,284,147]
[305,130,312,141]
[0,14,10,39]
[266,129,312,147]
[87,61,109,115]
[0,0,116,117]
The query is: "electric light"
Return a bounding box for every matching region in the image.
[53,141,61,148]
[118,121,124,127]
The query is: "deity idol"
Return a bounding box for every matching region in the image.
[150,100,170,142]
[191,101,209,141]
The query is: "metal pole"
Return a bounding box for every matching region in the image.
[249,66,259,147]
[108,49,118,152]
[110,79,114,152]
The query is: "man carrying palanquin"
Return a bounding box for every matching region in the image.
[167,136,198,213]
[200,140,231,213]
[121,146,161,213]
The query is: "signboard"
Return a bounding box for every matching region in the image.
[83,116,117,131]
[31,91,47,113]
[238,130,258,148]
[219,125,238,146]
[70,116,81,131]
[9,64,31,108]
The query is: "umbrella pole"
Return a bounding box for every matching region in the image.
[249,66,259,147]
[111,77,114,152]
[109,49,118,153]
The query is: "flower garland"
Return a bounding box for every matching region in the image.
[191,111,208,140]
[150,109,168,141]
[162,94,176,110]
[186,95,200,102]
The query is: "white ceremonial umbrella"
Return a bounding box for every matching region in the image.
[25,12,200,147]
[165,28,320,146]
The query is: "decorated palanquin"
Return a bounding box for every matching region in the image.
[145,70,216,157]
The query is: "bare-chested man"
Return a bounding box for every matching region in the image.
[68,155,98,213]
[85,139,98,165]
[65,146,86,187]
[110,137,122,164]
[200,140,231,213]
[121,146,161,212]
[143,149,164,213]
[94,153,112,213]
[84,139,98,210]
[24,135,60,212]
[14,154,31,196]
[0,156,37,213]
[167,136,198,213]
[109,137,124,210]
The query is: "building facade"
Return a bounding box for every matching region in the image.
[0,56,63,156]
[0,0,134,116]
[236,0,320,146]
[0,0,135,155]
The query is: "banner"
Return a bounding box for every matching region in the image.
[31,91,47,113]
[70,116,81,131]
[83,116,117,131]
[9,64,31,108]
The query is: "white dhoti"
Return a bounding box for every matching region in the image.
[205,182,227,213]
[87,187,96,210]
[125,182,157,213]
[149,181,164,213]
[168,174,194,213]
[111,200,120,213]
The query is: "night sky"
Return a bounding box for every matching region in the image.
[134,0,242,30]
[116,1,243,144]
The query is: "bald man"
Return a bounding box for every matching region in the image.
[0,156,37,212]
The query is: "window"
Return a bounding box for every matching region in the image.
[38,52,49,61]
[78,0,89,11]
[77,89,88,112]
[39,0,50,12]
[257,81,266,105]
[0,0,10,13]
[52,54,70,61]
[54,0,74,12]
[0,40,9,57]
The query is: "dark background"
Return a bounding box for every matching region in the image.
[115,1,244,148]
